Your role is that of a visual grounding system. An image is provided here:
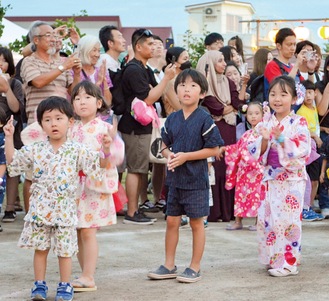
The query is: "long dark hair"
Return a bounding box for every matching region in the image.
[0,47,15,76]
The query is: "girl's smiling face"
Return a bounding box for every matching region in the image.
[269,82,296,121]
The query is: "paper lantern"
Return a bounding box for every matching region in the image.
[294,26,310,41]
[268,28,279,43]
[318,25,329,40]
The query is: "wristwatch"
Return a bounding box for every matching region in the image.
[58,65,65,73]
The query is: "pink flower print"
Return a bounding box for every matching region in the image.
[284,251,297,266]
[90,201,99,210]
[29,129,41,139]
[299,117,307,126]
[284,224,301,242]
[96,133,103,145]
[270,253,285,269]
[99,209,109,219]
[285,244,292,251]
[277,172,288,181]
[285,194,299,209]
[266,231,276,246]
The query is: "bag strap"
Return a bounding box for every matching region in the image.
[320,109,329,125]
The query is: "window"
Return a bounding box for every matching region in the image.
[227,14,242,33]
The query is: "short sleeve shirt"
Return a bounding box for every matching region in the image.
[118,58,157,135]
[162,108,224,189]
[21,54,73,124]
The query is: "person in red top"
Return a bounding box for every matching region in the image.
[264,27,316,98]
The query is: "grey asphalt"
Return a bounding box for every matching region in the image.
[1,211,329,301]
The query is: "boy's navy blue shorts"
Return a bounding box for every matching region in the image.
[166,187,209,218]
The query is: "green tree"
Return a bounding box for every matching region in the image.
[323,42,329,54]
[0,1,11,41]
[8,10,87,54]
[182,28,210,68]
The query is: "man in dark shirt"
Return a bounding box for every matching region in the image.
[118,28,175,224]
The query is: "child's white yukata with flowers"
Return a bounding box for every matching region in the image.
[8,140,103,257]
[69,118,124,228]
[249,111,311,269]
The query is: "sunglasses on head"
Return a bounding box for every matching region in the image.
[134,29,153,46]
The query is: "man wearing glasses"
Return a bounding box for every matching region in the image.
[21,20,81,126]
[118,28,176,225]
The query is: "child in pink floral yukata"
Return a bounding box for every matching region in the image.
[4,96,114,301]
[224,101,265,231]
[69,81,124,292]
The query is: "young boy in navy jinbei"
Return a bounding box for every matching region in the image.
[147,69,224,283]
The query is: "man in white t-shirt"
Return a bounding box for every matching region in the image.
[97,25,126,71]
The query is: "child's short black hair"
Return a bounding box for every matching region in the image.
[204,32,224,46]
[37,96,74,125]
[301,79,315,91]
[71,80,109,114]
[174,69,208,95]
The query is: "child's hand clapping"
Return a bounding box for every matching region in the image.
[3,115,15,137]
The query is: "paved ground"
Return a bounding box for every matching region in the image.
[1,211,329,301]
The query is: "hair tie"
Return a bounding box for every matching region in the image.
[241,104,248,113]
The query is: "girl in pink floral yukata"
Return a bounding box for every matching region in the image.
[249,75,310,277]
[224,101,265,231]
[69,81,124,291]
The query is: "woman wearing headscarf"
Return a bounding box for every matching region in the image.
[196,50,242,222]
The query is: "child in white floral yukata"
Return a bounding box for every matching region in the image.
[4,96,114,301]
[250,76,311,277]
[69,81,124,292]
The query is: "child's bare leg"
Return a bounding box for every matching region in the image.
[189,217,205,272]
[164,216,181,270]
[75,228,97,286]
[58,256,72,283]
[235,216,243,225]
[34,249,49,280]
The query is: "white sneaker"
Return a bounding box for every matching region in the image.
[321,208,329,219]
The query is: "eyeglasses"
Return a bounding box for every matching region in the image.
[36,33,57,39]
[134,30,153,46]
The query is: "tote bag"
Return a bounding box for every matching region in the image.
[149,118,167,164]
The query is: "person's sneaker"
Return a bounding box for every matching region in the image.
[123,211,154,225]
[315,212,324,221]
[2,211,16,223]
[302,208,318,222]
[176,267,202,283]
[139,211,157,223]
[0,224,2,232]
[55,282,74,301]
[155,199,166,210]
[313,199,321,213]
[31,280,48,301]
[321,208,329,219]
[180,217,188,227]
[147,265,177,280]
[139,200,159,213]
[203,220,208,228]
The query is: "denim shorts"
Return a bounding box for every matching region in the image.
[166,187,209,218]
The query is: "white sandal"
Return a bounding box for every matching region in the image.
[268,266,298,277]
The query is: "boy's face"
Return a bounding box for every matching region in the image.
[41,109,73,142]
[304,89,316,107]
[207,39,223,51]
[176,76,205,108]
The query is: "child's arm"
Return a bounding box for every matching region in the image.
[167,147,219,172]
[310,132,323,148]
[3,115,15,165]
[320,158,328,184]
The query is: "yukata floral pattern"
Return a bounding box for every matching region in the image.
[225,130,264,218]
[249,111,311,269]
[69,117,124,228]
[8,140,101,227]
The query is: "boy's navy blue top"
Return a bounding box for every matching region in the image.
[162,107,223,190]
